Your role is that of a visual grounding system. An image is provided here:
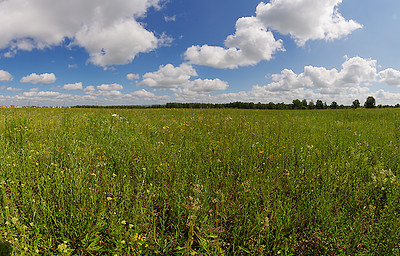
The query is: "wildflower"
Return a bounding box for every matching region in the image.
[58,242,69,253]
[121,220,126,225]
[265,216,270,227]
[11,217,18,224]
[129,224,134,229]
[121,240,126,245]
[107,197,113,201]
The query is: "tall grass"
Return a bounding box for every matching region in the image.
[0,108,399,255]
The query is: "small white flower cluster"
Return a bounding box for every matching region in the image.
[371,168,397,190]
[111,113,129,123]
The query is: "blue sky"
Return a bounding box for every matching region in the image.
[0,0,400,106]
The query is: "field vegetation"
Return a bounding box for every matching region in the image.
[0,108,399,255]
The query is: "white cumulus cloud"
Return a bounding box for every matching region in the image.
[140,63,198,88]
[20,73,56,85]
[83,83,124,98]
[6,87,21,92]
[211,56,380,105]
[185,17,284,69]
[140,63,230,100]
[127,73,140,80]
[75,18,160,66]
[185,0,361,69]
[185,78,229,93]
[173,78,229,100]
[379,68,400,86]
[0,0,167,66]
[62,82,83,90]
[0,70,13,81]
[97,83,124,91]
[256,0,362,46]
[266,56,377,91]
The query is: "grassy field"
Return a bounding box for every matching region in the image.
[0,108,399,255]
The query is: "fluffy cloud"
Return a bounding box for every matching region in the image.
[140,63,197,88]
[83,83,124,98]
[185,17,284,69]
[6,87,21,92]
[96,83,124,91]
[9,90,98,106]
[139,63,230,100]
[203,56,390,105]
[0,70,13,82]
[20,73,56,85]
[83,86,96,94]
[256,0,362,46]
[265,56,377,91]
[0,0,166,66]
[185,0,361,69]
[127,73,140,80]
[139,63,230,95]
[62,82,83,91]
[172,78,229,100]
[175,56,382,105]
[379,68,400,86]
[185,79,229,93]
[74,18,160,66]
[1,87,169,106]
[21,91,67,98]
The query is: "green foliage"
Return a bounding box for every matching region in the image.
[365,96,376,108]
[0,108,400,255]
[352,99,360,109]
[316,100,325,109]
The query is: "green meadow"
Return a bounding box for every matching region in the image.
[0,108,399,255]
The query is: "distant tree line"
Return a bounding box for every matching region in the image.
[73,96,400,110]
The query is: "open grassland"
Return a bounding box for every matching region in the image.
[0,108,400,255]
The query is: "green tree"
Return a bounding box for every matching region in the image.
[330,101,338,109]
[364,96,376,108]
[308,100,316,109]
[352,99,360,109]
[301,99,308,109]
[292,99,302,109]
[316,100,324,109]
